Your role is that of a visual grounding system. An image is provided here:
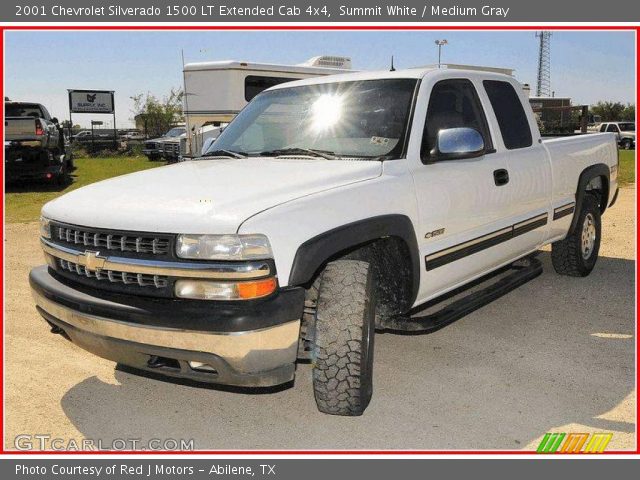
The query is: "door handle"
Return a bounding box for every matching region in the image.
[493,169,509,186]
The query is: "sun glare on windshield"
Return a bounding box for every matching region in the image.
[310,94,344,132]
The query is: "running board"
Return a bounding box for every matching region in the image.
[379,257,543,334]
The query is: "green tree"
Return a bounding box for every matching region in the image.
[590,101,626,121]
[130,88,184,138]
[621,103,635,122]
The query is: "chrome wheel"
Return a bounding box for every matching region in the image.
[581,213,597,259]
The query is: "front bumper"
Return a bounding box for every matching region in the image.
[30,266,304,387]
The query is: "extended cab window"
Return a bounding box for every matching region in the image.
[421,79,493,161]
[483,80,533,150]
[606,124,619,133]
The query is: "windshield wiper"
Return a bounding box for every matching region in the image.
[259,147,337,160]
[201,149,247,159]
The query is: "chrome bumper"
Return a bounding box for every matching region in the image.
[30,266,303,387]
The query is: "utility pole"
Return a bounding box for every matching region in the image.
[435,39,448,68]
[535,31,552,97]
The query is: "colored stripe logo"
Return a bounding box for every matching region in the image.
[537,432,612,453]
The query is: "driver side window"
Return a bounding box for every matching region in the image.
[421,79,492,162]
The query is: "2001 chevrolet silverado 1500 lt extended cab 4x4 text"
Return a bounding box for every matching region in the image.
[31,68,619,416]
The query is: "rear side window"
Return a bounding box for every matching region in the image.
[483,80,532,150]
[606,124,619,133]
[599,124,608,133]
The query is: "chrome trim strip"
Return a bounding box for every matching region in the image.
[554,202,576,213]
[513,213,548,230]
[32,289,300,374]
[553,202,576,220]
[41,239,272,280]
[427,227,513,261]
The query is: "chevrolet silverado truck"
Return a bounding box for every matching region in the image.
[31,68,618,416]
[5,101,69,184]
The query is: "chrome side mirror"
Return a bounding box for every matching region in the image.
[433,127,486,160]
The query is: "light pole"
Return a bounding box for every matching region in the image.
[435,39,448,68]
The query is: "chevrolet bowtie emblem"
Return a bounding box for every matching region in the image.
[78,251,106,271]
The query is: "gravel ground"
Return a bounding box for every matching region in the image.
[4,187,635,451]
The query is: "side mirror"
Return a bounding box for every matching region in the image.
[432,127,485,161]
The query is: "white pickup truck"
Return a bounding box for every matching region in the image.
[31,68,619,416]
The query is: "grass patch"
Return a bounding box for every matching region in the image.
[617,150,635,186]
[5,155,166,224]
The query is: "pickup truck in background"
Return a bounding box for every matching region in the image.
[142,126,186,161]
[5,102,71,184]
[31,68,618,416]
[598,121,635,150]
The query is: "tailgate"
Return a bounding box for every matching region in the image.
[4,117,36,140]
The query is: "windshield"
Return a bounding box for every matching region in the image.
[206,78,418,159]
[619,123,635,132]
[5,103,44,118]
[166,127,185,137]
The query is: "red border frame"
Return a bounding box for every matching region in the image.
[1,24,638,456]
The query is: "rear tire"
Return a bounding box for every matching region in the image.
[551,194,601,277]
[622,139,633,150]
[311,260,376,416]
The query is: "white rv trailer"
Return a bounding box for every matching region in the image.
[181,55,353,158]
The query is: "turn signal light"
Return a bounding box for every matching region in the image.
[237,277,278,299]
[174,277,277,301]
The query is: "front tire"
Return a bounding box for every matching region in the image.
[311,260,376,416]
[551,194,601,277]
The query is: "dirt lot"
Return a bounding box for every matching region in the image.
[4,188,636,451]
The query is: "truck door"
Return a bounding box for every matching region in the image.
[481,79,552,253]
[408,78,515,301]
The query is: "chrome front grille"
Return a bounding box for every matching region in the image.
[55,226,170,255]
[58,258,168,288]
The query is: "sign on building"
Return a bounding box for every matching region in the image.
[68,90,114,114]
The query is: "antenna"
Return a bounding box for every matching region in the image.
[390,55,395,72]
[535,31,552,97]
[181,49,192,155]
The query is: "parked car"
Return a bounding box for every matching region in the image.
[4,101,70,184]
[598,122,635,149]
[72,130,92,141]
[31,67,619,416]
[142,127,186,161]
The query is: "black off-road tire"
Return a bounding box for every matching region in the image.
[311,260,376,416]
[622,139,633,150]
[551,194,601,277]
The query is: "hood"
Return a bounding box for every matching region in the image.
[42,158,382,234]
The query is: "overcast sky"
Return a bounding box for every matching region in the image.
[5,30,635,127]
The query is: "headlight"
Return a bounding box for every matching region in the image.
[176,234,272,260]
[39,216,51,239]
